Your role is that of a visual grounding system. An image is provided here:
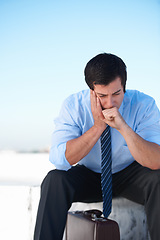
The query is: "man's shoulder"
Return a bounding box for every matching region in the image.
[123,89,158,118]
[125,89,154,103]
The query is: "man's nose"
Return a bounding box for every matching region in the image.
[106,96,114,109]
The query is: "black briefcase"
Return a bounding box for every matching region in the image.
[66,209,120,240]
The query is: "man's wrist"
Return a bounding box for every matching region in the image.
[118,121,131,135]
[93,122,106,135]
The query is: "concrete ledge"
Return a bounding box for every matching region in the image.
[0,186,150,240]
[0,153,150,239]
[68,199,150,240]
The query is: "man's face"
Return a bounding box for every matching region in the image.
[93,77,124,110]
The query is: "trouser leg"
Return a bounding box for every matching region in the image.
[112,161,160,240]
[34,165,102,240]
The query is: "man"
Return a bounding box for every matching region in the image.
[34,53,160,240]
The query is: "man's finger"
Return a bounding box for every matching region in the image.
[96,96,102,110]
[90,90,97,109]
[97,97,105,120]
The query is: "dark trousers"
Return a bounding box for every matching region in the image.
[34,162,160,240]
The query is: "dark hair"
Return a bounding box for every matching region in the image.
[84,53,127,92]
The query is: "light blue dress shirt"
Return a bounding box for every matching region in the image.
[49,89,160,174]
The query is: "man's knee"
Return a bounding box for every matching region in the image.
[42,169,68,187]
[144,169,160,201]
[147,169,160,185]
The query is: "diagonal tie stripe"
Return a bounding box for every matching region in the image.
[101,125,112,218]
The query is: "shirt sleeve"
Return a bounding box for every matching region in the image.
[135,97,160,145]
[49,96,82,170]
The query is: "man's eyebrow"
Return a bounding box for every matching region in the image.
[96,88,121,96]
[112,89,121,95]
[96,92,107,96]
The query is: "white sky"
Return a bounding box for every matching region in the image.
[0,0,160,151]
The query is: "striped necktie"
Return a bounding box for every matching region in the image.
[101,125,112,218]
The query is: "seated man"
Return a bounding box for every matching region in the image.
[34,53,160,240]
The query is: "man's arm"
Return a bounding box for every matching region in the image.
[65,125,103,165]
[102,107,160,170]
[120,124,160,170]
[65,90,106,165]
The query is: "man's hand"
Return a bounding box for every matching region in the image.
[102,107,126,130]
[90,90,106,131]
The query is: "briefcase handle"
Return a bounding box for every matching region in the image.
[84,209,102,218]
